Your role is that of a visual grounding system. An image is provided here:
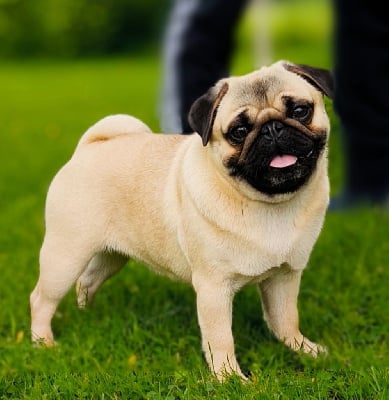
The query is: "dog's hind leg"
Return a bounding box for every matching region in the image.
[30,236,96,346]
[76,251,128,308]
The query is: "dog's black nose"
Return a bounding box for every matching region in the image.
[260,120,284,141]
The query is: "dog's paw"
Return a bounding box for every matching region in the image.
[210,358,249,383]
[214,367,249,383]
[31,333,56,348]
[285,335,327,357]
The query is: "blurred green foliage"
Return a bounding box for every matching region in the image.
[0,0,168,58]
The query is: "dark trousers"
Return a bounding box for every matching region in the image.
[161,0,248,133]
[333,0,389,197]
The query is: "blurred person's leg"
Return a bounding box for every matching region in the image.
[161,0,249,133]
[332,0,389,209]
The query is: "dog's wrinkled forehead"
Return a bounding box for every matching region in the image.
[229,75,279,103]
[222,62,326,111]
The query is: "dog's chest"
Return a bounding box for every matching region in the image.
[219,206,313,277]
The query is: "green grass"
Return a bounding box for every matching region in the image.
[0,1,388,398]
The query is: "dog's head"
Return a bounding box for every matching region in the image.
[188,61,333,199]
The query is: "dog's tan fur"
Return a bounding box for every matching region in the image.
[30,61,332,380]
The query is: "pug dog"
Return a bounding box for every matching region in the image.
[30,60,333,381]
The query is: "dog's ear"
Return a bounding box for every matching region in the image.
[188,81,229,146]
[283,62,334,99]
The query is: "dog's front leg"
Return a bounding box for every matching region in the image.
[258,268,326,356]
[192,273,246,381]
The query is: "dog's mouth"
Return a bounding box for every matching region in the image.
[226,120,326,195]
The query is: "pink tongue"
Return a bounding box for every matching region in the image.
[270,154,298,168]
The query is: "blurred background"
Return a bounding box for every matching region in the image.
[0,0,168,59]
[0,0,331,61]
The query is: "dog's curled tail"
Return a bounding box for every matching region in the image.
[76,114,152,150]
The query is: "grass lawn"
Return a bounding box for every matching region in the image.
[0,1,387,398]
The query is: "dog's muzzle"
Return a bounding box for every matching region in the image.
[227,120,325,195]
[260,120,314,164]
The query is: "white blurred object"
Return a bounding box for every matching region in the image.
[252,0,273,68]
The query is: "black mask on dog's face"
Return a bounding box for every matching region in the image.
[224,114,326,195]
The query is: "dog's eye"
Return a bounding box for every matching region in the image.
[291,105,312,123]
[228,125,249,144]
